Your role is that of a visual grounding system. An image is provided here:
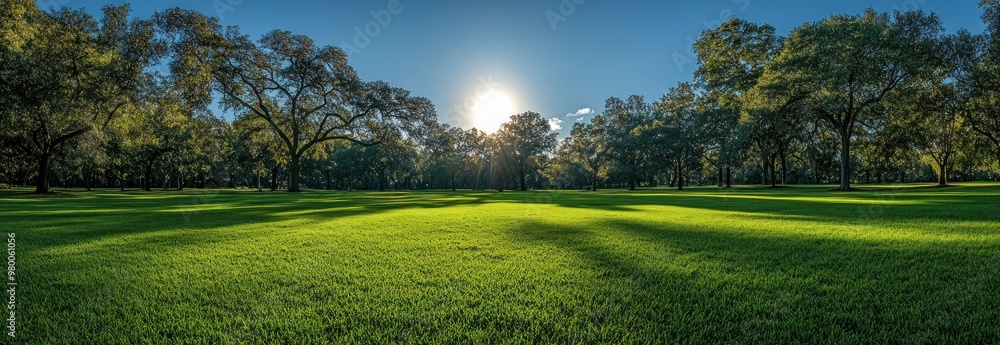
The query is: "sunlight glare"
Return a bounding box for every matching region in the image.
[472,89,516,133]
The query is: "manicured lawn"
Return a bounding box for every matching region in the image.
[2,183,999,343]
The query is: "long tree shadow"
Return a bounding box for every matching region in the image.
[538,184,1000,228]
[4,184,999,254]
[504,218,1000,343]
[2,190,498,252]
[4,186,999,342]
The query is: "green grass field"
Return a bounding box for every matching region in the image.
[2,183,999,343]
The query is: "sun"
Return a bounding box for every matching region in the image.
[471,89,516,133]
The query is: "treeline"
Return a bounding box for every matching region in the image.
[2,2,1000,193]
[547,7,1000,192]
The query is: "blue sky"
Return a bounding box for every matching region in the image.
[48,0,988,135]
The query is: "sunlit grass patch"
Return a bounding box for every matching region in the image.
[2,183,998,343]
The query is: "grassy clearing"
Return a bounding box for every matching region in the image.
[2,183,999,343]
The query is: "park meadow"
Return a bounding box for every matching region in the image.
[3,0,1000,343]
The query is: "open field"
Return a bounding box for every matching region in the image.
[2,183,999,343]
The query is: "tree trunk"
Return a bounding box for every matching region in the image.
[770,158,777,188]
[677,158,684,191]
[34,149,52,194]
[271,166,278,192]
[85,172,92,192]
[718,168,724,187]
[814,163,821,184]
[519,165,527,191]
[838,133,852,191]
[288,154,301,192]
[725,167,732,188]
[591,170,598,191]
[144,162,154,192]
[325,169,331,190]
[780,152,787,185]
[937,158,949,186]
[677,169,684,191]
[287,153,301,192]
[761,153,769,186]
[379,170,387,192]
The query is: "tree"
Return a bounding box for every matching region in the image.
[565,122,606,191]
[495,112,557,191]
[464,128,490,189]
[60,128,108,191]
[546,137,588,189]
[424,124,476,191]
[854,106,920,184]
[919,85,971,186]
[156,10,435,192]
[759,9,942,190]
[911,32,979,186]
[125,87,201,191]
[596,96,655,190]
[744,86,808,187]
[642,83,702,191]
[693,18,781,188]
[372,133,419,191]
[0,3,161,193]
[232,115,287,191]
[221,32,434,192]
[965,2,1000,164]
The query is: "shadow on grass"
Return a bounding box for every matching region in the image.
[546,184,1000,227]
[504,218,1000,342]
[4,190,497,251]
[3,183,999,251]
[3,184,999,342]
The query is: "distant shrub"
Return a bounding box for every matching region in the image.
[0,184,10,190]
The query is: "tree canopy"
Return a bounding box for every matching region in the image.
[3,3,1000,193]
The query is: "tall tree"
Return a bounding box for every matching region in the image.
[495,112,557,191]
[912,32,979,186]
[693,18,781,188]
[596,96,655,190]
[744,86,808,187]
[424,124,475,191]
[646,82,702,191]
[219,32,433,192]
[565,122,606,191]
[759,9,942,190]
[0,2,161,193]
[919,85,971,186]
[966,1,1000,163]
[126,87,202,191]
[464,128,490,189]
[156,10,435,192]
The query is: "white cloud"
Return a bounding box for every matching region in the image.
[548,117,564,131]
[566,108,594,117]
